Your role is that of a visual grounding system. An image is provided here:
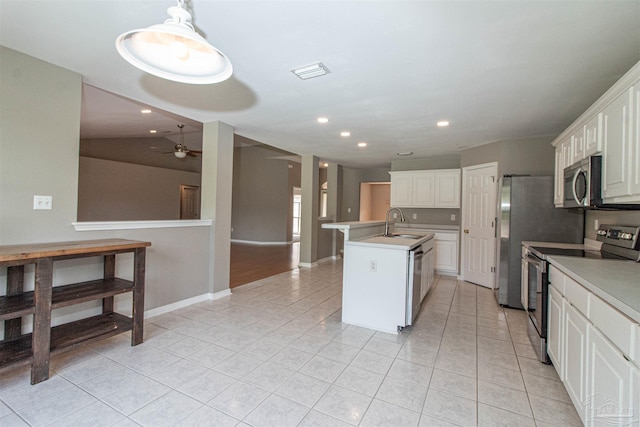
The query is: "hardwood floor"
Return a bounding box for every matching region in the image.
[229,241,300,288]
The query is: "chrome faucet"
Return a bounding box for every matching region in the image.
[384,207,406,236]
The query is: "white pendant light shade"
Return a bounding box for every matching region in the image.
[116,3,232,84]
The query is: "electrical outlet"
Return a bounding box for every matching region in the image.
[347,207,351,213]
[393,213,397,219]
[33,195,52,210]
[451,214,456,221]
[412,213,417,220]
[594,219,599,230]
[369,260,377,272]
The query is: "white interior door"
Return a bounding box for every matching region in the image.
[461,162,497,288]
[180,185,200,219]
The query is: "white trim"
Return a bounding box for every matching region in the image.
[73,219,212,231]
[144,289,232,319]
[230,239,293,246]
[298,261,318,268]
[317,255,338,264]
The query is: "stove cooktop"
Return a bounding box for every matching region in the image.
[529,246,628,260]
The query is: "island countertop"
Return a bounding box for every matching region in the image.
[346,231,434,250]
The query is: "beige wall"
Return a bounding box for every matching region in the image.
[0,47,214,321]
[78,157,201,221]
[461,136,555,176]
[231,143,299,243]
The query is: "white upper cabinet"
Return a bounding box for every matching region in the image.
[584,113,602,157]
[570,126,586,166]
[434,171,461,207]
[554,144,565,207]
[552,61,640,206]
[390,172,413,207]
[412,172,435,207]
[602,88,632,200]
[390,169,461,208]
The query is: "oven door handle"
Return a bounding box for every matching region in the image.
[526,254,546,273]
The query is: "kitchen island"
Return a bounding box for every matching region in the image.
[342,231,435,333]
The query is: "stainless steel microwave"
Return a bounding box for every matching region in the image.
[563,155,640,210]
[563,157,597,208]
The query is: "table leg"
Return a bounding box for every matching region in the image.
[5,265,24,339]
[132,248,145,345]
[103,254,115,313]
[31,257,52,384]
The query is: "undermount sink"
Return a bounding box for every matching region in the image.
[383,234,422,239]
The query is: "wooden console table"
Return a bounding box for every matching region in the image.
[0,239,151,384]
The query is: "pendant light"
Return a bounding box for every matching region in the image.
[115,0,232,84]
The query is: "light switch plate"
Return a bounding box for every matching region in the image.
[34,195,52,210]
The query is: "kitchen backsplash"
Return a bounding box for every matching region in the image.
[395,208,461,226]
[585,209,640,240]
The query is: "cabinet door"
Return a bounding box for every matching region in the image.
[562,137,574,168]
[571,126,586,165]
[413,172,435,207]
[587,325,635,427]
[390,173,413,207]
[564,302,588,423]
[434,239,457,274]
[602,89,632,199]
[584,114,602,156]
[554,145,565,206]
[434,171,461,208]
[547,285,563,377]
[630,81,640,197]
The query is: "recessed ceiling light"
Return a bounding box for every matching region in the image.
[340,131,351,137]
[291,62,330,80]
[397,151,414,156]
[357,142,367,148]
[317,117,329,124]
[437,120,450,127]
[141,109,152,114]
[323,162,329,167]
[149,130,157,134]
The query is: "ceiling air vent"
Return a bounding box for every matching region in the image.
[291,62,330,80]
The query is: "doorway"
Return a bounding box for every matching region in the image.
[359,182,391,221]
[461,162,498,288]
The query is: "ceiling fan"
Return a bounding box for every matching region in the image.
[168,124,201,158]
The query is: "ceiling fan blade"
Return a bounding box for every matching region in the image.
[189,150,203,154]
[187,151,199,157]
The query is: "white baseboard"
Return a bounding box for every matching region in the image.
[230,239,293,246]
[145,289,232,319]
[298,261,317,268]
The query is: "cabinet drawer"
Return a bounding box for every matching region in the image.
[564,276,590,317]
[549,265,565,295]
[590,295,636,357]
[434,232,457,242]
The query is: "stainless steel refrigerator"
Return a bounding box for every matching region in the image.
[495,175,584,308]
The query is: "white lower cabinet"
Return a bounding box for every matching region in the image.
[434,237,457,275]
[548,265,640,426]
[547,284,563,375]
[564,301,589,422]
[587,325,636,426]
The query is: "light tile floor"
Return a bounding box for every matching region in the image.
[0,259,583,426]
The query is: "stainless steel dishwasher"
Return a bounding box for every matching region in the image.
[406,245,424,325]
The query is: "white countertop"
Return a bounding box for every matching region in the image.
[346,231,434,250]
[548,255,640,323]
[396,223,460,232]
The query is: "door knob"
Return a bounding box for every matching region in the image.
[464,229,469,234]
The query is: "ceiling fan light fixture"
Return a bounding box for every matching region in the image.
[174,150,187,159]
[115,1,233,84]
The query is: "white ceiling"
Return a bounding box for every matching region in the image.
[1,1,639,168]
